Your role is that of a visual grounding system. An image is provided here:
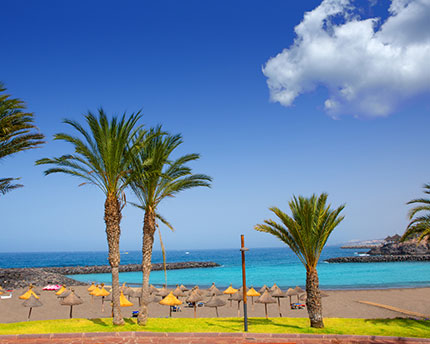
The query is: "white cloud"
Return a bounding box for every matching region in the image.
[263,0,430,118]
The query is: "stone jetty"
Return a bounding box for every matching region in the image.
[325,255,430,263]
[0,261,220,289]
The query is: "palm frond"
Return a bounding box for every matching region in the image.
[36,109,143,197]
[255,193,344,270]
[402,184,430,242]
[0,177,23,195]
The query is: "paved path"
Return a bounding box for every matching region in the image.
[0,332,429,344]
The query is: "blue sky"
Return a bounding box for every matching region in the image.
[1,0,430,252]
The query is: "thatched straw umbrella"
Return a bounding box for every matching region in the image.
[230,291,243,317]
[205,295,226,317]
[120,291,133,307]
[172,285,186,298]
[179,284,188,292]
[60,289,83,318]
[19,285,40,300]
[223,284,238,307]
[160,292,182,317]
[87,282,96,292]
[294,286,305,302]
[269,283,279,293]
[246,287,260,310]
[57,288,71,299]
[186,290,204,318]
[256,290,276,319]
[285,288,298,306]
[55,285,67,296]
[157,286,170,297]
[150,284,159,294]
[271,287,285,317]
[98,284,111,312]
[149,294,162,303]
[258,285,269,294]
[129,288,142,303]
[207,285,223,297]
[22,295,42,320]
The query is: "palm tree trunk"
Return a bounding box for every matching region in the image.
[104,194,124,326]
[305,267,324,328]
[137,208,156,325]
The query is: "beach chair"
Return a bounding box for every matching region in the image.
[291,303,305,309]
[0,293,12,299]
[171,305,181,312]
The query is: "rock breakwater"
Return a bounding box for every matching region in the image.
[325,255,430,263]
[0,261,220,289]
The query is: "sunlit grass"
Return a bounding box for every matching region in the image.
[0,317,429,338]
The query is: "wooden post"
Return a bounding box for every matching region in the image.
[240,234,249,332]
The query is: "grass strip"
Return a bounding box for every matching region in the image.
[0,317,429,338]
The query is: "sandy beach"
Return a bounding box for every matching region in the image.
[1,286,429,323]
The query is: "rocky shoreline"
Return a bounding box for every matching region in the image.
[325,255,430,263]
[0,261,220,289]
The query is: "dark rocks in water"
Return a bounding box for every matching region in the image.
[0,268,87,290]
[0,261,220,289]
[325,255,430,263]
[367,239,430,256]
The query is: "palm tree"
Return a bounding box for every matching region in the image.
[129,127,212,325]
[36,109,144,325]
[254,193,344,328]
[401,184,430,242]
[0,82,44,195]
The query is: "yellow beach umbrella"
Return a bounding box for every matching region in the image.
[55,285,67,296]
[19,285,40,300]
[99,285,110,297]
[160,292,182,317]
[120,291,133,307]
[90,285,101,296]
[87,282,96,292]
[247,286,260,309]
[0,285,4,295]
[223,284,238,307]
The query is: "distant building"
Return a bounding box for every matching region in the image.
[384,234,401,243]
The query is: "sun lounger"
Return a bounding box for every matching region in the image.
[171,306,181,312]
[0,293,12,299]
[291,303,305,309]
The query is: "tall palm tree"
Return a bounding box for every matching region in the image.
[401,184,430,242]
[129,127,212,325]
[255,193,344,328]
[36,109,144,325]
[0,82,44,195]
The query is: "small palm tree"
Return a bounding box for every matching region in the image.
[36,109,144,325]
[401,184,430,242]
[255,193,344,328]
[129,127,212,325]
[0,82,44,195]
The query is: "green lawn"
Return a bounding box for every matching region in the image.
[0,317,429,338]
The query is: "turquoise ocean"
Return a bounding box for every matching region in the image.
[1,246,429,289]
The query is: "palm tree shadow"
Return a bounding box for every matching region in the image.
[124,318,137,325]
[88,318,109,327]
[203,318,303,331]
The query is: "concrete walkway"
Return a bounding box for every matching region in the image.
[0,332,429,344]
